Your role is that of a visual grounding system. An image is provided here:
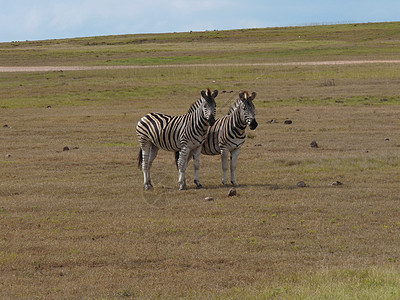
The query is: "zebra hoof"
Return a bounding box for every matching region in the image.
[179,184,187,190]
[194,180,203,189]
[144,184,153,191]
[231,181,238,187]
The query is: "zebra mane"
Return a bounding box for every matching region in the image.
[187,97,204,114]
[227,98,241,115]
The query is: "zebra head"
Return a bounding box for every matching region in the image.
[200,88,218,126]
[239,90,258,130]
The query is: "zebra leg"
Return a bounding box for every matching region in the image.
[141,142,153,190]
[147,144,159,186]
[192,146,203,189]
[221,148,229,185]
[230,147,241,187]
[178,147,189,190]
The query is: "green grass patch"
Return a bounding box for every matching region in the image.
[257,96,400,107]
[104,55,205,65]
[2,22,400,66]
[0,251,18,266]
[272,156,400,176]
[232,268,400,299]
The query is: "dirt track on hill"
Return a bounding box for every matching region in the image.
[1,60,400,72]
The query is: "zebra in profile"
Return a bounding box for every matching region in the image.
[136,88,218,190]
[201,90,258,187]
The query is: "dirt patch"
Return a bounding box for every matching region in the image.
[1,60,400,72]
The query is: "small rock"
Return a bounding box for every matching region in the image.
[385,138,390,141]
[331,181,343,186]
[284,119,292,124]
[268,119,278,123]
[296,181,307,188]
[310,141,319,148]
[5,154,11,158]
[323,79,335,86]
[205,196,214,201]
[228,188,236,197]
[46,105,52,109]
[255,144,262,147]
[3,124,9,128]
[63,146,70,151]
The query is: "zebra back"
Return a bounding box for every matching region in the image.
[136,89,217,152]
[136,112,185,151]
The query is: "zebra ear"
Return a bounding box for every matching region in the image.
[201,88,212,98]
[250,92,257,100]
[239,90,249,102]
[202,89,217,102]
[239,91,244,101]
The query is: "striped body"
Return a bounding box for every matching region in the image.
[202,106,247,155]
[137,106,209,153]
[136,89,218,190]
[201,91,257,186]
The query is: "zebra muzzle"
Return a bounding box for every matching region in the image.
[249,119,258,130]
[208,115,216,126]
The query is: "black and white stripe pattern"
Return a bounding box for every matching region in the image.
[201,90,257,186]
[136,88,218,190]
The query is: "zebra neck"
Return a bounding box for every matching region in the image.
[186,99,208,133]
[227,99,241,115]
[187,98,203,114]
[232,108,247,133]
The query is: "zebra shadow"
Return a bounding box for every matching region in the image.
[201,183,297,190]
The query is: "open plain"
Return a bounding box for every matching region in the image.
[1,22,400,299]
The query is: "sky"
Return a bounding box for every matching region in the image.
[1,0,399,42]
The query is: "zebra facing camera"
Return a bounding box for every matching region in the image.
[137,89,257,190]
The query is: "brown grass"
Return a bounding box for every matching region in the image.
[1,102,400,298]
[1,22,400,299]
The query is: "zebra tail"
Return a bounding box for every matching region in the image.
[137,148,143,169]
[174,151,179,170]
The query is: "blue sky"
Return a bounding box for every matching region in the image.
[1,0,399,42]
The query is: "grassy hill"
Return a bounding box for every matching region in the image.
[2,22,400,109]
[1,22,400,66]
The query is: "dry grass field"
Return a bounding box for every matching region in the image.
[1,22,400,299]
